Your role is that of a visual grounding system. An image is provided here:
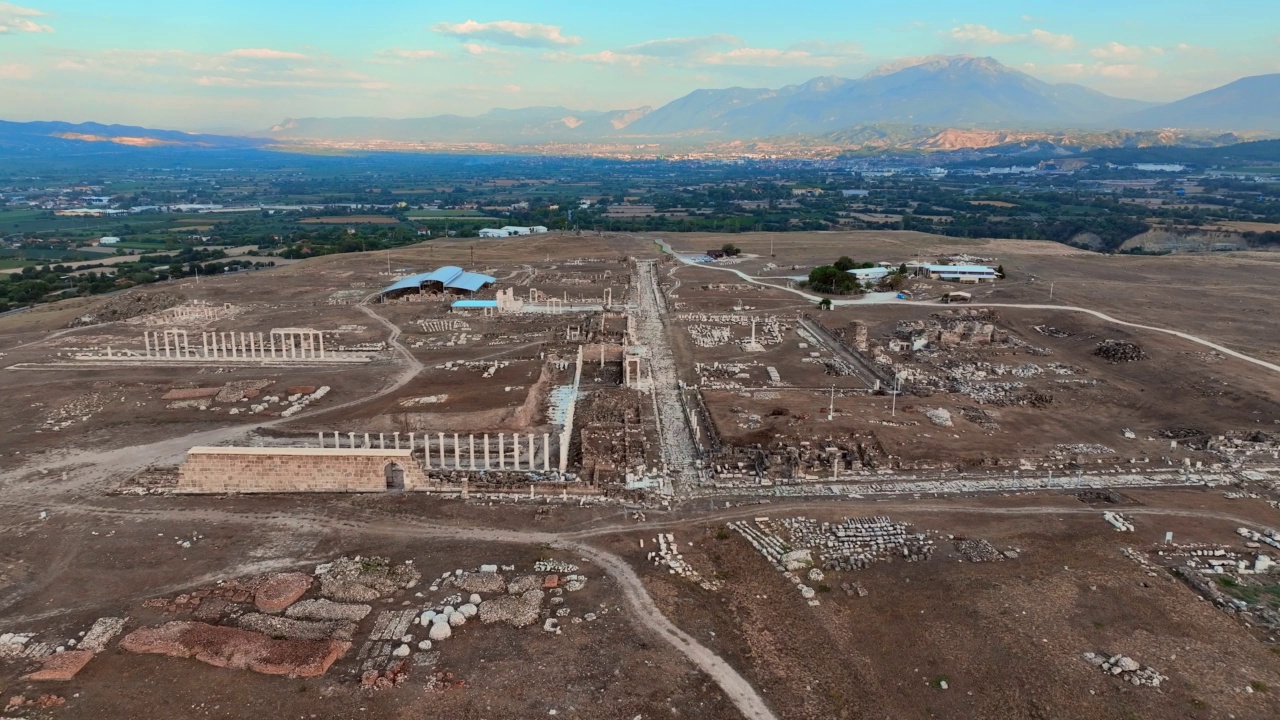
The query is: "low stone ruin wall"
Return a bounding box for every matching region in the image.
[177,447,428,494]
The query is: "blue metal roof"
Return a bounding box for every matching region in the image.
[380,272,435,295]
[422,266,464,284]
[451,299,498,308]
[446,271,495,292]
[379,266,493,296]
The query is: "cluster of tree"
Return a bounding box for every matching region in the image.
[0,256,274,313]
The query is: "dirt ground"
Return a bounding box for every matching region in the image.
[3,230,1280,719]
[599,494,1280,720]
[0,509,737,720]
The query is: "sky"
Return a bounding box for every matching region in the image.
[0,0,1277,132]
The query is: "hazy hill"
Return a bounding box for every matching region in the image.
[266,106,653,143]
[1116,74,1280,132]
[0,120,264,150]
[629,57,1157,137]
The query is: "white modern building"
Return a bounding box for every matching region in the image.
[478,226,549,238]
[846,267,891,282]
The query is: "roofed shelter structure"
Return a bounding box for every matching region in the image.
[377,266,496,301]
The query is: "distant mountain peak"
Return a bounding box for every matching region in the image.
[862,54,1006,79]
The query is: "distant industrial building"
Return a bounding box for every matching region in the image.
[98,236,121,245]
[478,225,548,238]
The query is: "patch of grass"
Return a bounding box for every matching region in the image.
[817,584,832,593]
[1190,698,1207,710]
[1216,576,1239,588]
[1092,621,1105,629]
[1251,681,1270,693]
[715,527,731,541]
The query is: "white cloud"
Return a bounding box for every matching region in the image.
[462,43,515,57]
[431,19,580,48]
[375,48,448,63]
[1045,61,1159,81]
[0,2,52,34]
[1090,42,1145,60]
[53,48,388,93]
[546,49,654,67]
[620,35,741,57]
[947,24,1022,45]
[702,47,843,67]
[0,62,32,78]
[225,48,310,61]
[1030,29,1076,51]
[1094,63,1158,80]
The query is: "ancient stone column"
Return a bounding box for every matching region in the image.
[469,435,476,470]
[202,332,209,358]
[408,432,415,452]
[347,432,355,448]
[270,333,277,358]
[379,433,385,449]
[453,433,460,468]
[163,331,171,358]
[394,432,401,450]
[319,333,325,359]
[364,432,370,449]
[318,431,325,448]
[529,433,536,471]
[483,434,490,470]
[333,431,340,447]
[144,332,151,358]
[498,433,505,470]
[438,432,445,468]
[543,433,551,471]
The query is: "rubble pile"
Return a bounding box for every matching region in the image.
[477,590,544,627]
[731,515,935,573]
[1093,340,1147,364]
[924,408,953,427]
[1082,652,1167,687]
[317,556,421,603]
[646,533,722,591]
[236,613,356,642]
[1103,511,1135,532]
[67,290,184,327]
[953,538,1004,562]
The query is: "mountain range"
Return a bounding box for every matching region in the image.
[263,56,1280,144]
[2,56,1278,156]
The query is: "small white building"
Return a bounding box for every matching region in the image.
[99,236,121,245]
[846,267,890,282]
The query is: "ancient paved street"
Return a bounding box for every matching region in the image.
[632,259,700,485]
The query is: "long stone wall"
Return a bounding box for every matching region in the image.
[177,447,428,494]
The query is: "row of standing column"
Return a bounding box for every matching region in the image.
[318,430,553,472]
[141,330,326,359]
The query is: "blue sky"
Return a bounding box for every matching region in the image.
[0,0,1277,131]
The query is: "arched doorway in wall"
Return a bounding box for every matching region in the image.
[385,462,405,491]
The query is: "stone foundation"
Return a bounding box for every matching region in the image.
[177,447,428,494]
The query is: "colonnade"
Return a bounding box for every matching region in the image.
[318,430,556,472]
[139,329,325,360]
